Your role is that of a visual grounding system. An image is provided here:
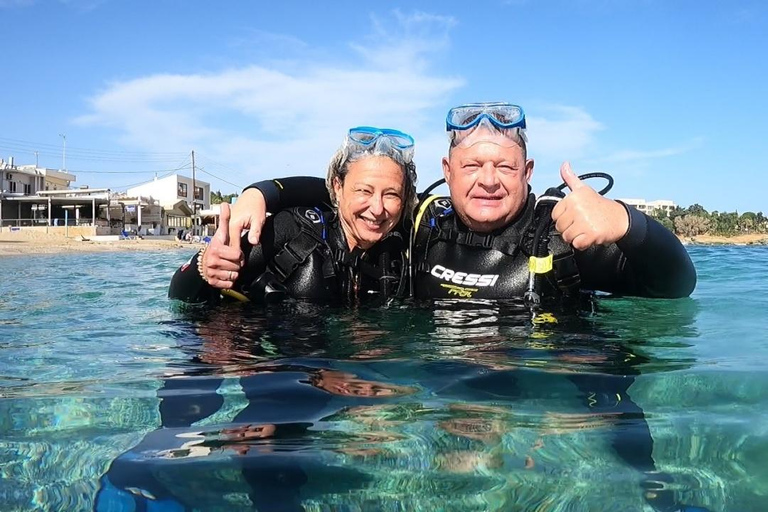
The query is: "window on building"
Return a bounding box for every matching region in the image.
[9,182,16,193]
[177,182,188,197]
[23,184,31,195]
[194,186,204,200]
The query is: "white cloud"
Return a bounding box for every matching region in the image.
[585,137,703,165]
[527,104,604,161]
[74,10,609,193]
[76,12,463,190]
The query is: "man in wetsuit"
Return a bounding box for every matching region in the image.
[212,103,701,511]
[221,102,695,301]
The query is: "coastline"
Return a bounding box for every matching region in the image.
[677,234,768,246]
[2,232,766,258]
[0,232,201,257]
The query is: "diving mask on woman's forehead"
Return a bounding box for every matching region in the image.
[347,126,415,161]
[446,102,527,149]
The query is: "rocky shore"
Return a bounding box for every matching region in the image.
[678,234,768,246]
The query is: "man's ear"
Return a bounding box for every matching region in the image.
[442,156,452,184]
[524,158,535,182]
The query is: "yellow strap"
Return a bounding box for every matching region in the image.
[221,289,250,302]
[412,195,443,247]
[528,254,553,274]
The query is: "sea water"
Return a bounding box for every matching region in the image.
[1,246,767,511]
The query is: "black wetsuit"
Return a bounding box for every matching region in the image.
[246,177,697,300]
[240,177,700,512]
[168,207,408,304]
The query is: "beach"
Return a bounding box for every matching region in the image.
[0,231,201,257]
[2,231,766,258]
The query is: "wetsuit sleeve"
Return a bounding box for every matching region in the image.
[167,251,220,303]
[168,215,279,303]
[575,203,696,298]
[244,177,330,212]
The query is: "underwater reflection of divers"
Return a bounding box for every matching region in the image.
[97,366,418,511]
[96,297,704,511]
[96,301,421,512]
[422,295,703,512]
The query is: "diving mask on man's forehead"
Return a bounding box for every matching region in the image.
[446,102,527,149]
[346,126,415,161]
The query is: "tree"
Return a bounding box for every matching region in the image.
[674,215,710,237]
[210,190,239,204]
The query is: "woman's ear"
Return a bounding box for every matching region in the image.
[332,177,343,205]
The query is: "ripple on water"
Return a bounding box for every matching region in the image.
[0,247,766,511]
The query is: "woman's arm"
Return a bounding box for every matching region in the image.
[229,177,330,245]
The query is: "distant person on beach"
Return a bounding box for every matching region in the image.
[168,126,417,304]
[217,102,696,302]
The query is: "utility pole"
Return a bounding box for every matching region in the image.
[191,150,197,235]
[58,134,66,170]
[34,151,39,167]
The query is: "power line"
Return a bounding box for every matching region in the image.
[111,171,178,191]
[0,137,188,163]
[196,166,244,190]
[0,136,187,156]
[65,163,192,174]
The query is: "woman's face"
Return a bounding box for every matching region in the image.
[334,155,405,250]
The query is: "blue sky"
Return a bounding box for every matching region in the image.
[0,0,765,212]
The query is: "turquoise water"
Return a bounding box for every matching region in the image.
[1,246,767,511]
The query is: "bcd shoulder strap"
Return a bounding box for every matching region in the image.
[269,207,336,281]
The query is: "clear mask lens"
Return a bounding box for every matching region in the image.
[450,118,527,149]
[345,126,416,163]
[446,103,526,131]
[348,127,414,150]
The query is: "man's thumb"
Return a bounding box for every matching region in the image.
[214,202,231,244]
[560,161,585,191]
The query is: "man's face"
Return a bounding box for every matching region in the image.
[442,134,534,233]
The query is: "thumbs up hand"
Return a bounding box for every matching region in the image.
[200,202,245,289]
[551,162,630,251]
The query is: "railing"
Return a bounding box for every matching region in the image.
[0,218,102,227]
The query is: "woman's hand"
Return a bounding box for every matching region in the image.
[228,188,268,246]
[201,203,244,289]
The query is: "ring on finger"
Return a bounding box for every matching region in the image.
[228,270,235,281]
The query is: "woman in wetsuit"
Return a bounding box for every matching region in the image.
[168,126,418,304]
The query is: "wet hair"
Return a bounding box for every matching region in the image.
[326,140,418,221]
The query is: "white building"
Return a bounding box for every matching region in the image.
[1,159,82,228]
[128,174,210,234]
[618,198,676,215]
[128,174,210,211]
[1,160,77,197]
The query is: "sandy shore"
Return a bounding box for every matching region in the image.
[2,231,766,258]
[0,232,202,257]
